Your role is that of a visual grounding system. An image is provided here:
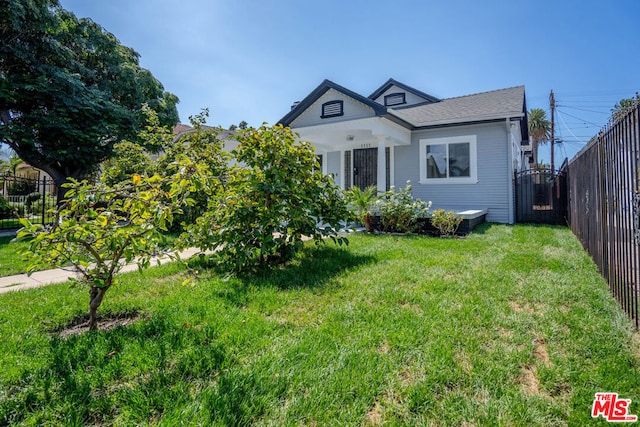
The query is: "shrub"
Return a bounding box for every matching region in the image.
[7,178,36,196]
[0,197,16,219]
[8,201,26,217]
[430,209,463,237]
[28,194,56,215]
[181,124,349,273]
[377,181,431,233]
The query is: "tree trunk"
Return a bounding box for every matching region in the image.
[363,214,374,233]
[88,286,109,330]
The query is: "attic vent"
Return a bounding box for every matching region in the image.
[384,92,406,106]
[321,100,344,118]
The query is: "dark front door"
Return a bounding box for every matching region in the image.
[353,148,378,189]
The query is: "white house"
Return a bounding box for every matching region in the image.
[278,79,530,224]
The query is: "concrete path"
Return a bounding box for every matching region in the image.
[0,247,203,294]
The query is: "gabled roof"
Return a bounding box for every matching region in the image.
[278,79,388,126]
[389,86,526,127]
[368,78,440,103]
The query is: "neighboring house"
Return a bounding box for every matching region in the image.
[278,79,530,224]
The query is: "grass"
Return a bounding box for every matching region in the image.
[0,235,31,276]
[0,231,180,278]
[0,224,638,425]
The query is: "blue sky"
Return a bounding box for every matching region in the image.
[58,0,640,162]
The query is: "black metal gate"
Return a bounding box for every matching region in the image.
[515,166,568,225]
[353,148,377,190]
[0,175,57,230]
[352,147,391,190]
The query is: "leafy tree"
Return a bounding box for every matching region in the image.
[528,108,551,166]
[181,124,349,273]
[0,0,179,200]
[17,174,184,330]
[155,109,229,232]
[228,124,238,131]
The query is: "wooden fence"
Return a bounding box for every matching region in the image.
[568,103,640,328]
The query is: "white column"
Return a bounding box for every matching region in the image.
[376,136,386,193]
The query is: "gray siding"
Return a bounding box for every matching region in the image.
[394,122,514,223]
[326,151,341,182]
[291,89,375,128]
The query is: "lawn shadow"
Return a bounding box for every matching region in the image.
[466,222,494,235]
[204,244,375,307]
[251,244,375,291]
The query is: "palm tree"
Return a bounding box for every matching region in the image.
[528,108,551,167]
[9,153,22,177]
[346,185,378,232]
[611,97,638,122]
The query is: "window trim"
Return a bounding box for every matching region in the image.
[384,92,406,106]
[321,100,344,118]
[419,135,478,184]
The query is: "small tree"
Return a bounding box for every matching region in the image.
[345,185,378,232]
[182,124,349,273]
[17,174,182,330]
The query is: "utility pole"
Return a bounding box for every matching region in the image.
[549,90,555,173]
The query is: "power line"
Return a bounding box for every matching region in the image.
[556,104,611,115]
[555,109,603,128]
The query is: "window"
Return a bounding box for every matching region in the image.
[419,135,477,184]
[384,92,406,106]
[321,100,343,118]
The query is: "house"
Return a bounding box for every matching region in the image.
[278,79,530,224]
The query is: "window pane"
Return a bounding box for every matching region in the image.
[448,143,470,177]
[426,144,447,178]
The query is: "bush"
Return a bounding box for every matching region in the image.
[28,194,56,215]
[8,201,26,217]
[430,209,463,237]
[0,197,16,219]
[182,124,349,273]
[7,178,36,196]
[377,181,431,233]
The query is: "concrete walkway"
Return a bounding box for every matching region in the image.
[0,247,203,294]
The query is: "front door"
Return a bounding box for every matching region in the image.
[353,148,377,189]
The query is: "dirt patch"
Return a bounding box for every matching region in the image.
[364,400,384,425]
[509,301,546,315]
[377,341,391,355]
[454,351,473,374]
[533,336,551,367]
[519,365,552,399]
[53,311,142,338]
[520,365,541,396]
[398,300,422,314]
[496,327,513,339]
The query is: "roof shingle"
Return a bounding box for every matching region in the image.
[388,86,525,127]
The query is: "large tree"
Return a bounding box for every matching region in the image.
[528,108,551,166]
[0,0,179,199]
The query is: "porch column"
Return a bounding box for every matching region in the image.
[376,135,386,193]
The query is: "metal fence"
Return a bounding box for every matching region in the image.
[515,163,568,225]
[0,176,57,231]
[568,103,640,328]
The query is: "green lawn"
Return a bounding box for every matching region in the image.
[0,235,31,277]
[0,224,638,425]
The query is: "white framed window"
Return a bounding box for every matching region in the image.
[419,135,478,184]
